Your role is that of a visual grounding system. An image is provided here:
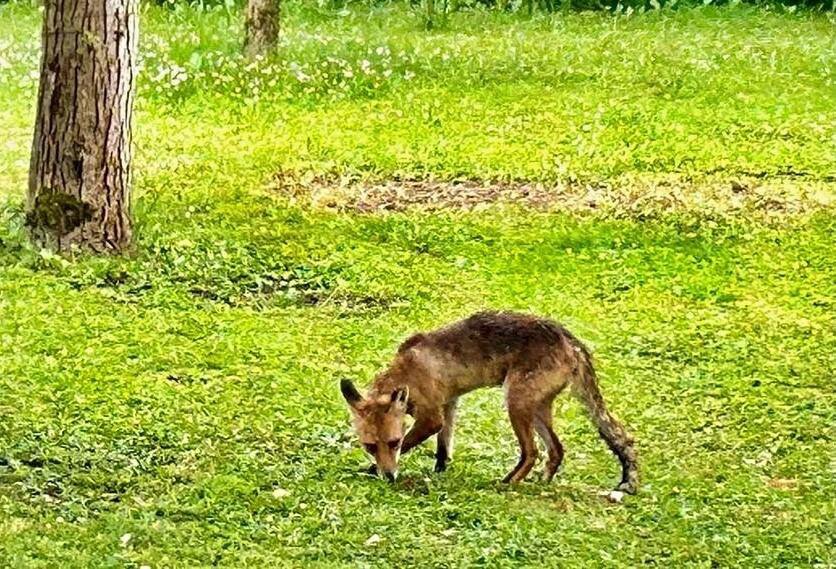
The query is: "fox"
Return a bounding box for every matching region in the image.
[340,310,638,493]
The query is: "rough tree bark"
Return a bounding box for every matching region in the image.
[27,0,137,253]
[244,0,280,57]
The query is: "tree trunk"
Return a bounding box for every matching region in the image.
[244,0,280,57]
[425,0,435,30]
[27,0,137,253]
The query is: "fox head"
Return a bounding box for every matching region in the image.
[340,379,409,481]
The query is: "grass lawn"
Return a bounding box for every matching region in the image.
[0,2,834,567]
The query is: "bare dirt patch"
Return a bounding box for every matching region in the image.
[273,172,835,219]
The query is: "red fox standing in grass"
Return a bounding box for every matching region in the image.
[340,311,639,494]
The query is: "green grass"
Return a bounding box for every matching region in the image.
[1,2,835,191]
[1,2,835,567]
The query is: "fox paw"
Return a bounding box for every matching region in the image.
[616,481,637,495]
[359,464,378,476]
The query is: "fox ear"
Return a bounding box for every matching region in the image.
[390,386,409,410]
[340,379,363,409]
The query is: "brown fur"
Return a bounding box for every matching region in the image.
[341,311,639,493]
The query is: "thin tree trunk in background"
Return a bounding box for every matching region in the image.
[425,0,436,29]
[28,0,137,253]
[244,0,280,57]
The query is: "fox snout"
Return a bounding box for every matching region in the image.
[374,451,400,482]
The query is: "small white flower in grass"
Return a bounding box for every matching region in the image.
[364,534,381,546]
[272,488,290,499]
[120,533,132,546]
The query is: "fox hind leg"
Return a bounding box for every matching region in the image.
[502,375,540,484]
[502,369,569,484]
[534,403,564,482]
[502,408,538,483]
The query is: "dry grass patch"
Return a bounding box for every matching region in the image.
[273,172,835,220]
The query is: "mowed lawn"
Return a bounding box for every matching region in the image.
[1,2,834,567]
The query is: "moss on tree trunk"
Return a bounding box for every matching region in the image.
[27,0,137,253]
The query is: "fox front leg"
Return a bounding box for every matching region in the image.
[401,410,444,456]
[434,399,458,472]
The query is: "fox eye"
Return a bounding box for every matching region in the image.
[387,439,401,450]
[363,443,376,455]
